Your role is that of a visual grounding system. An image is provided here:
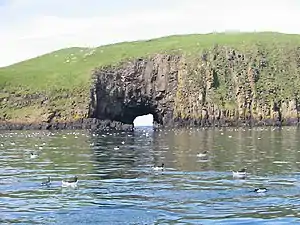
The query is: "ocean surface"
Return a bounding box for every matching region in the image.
[1,127,300,225]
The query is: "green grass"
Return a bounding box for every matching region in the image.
[1,32,300,95]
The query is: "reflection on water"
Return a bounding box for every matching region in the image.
[1,127,300,224]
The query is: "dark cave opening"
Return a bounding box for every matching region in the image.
[89,92,162,127]
[116,103,161,126]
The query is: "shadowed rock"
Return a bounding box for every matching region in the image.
[89,54,180,128]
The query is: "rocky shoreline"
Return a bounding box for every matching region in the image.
[0,117,299,131]
[0,118,134,131]
[172,117,300,127]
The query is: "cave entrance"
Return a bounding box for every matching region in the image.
[133,114,154,127]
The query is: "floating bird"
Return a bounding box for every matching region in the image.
[121,141,125,145]
[41,176,51,186]
[152,163,164,171]
[62,176,78,187]
[232,168,247,178]
[114,146,120,150]
[30,152,38,159]
[197,151,208,158]
[254,188,267,193]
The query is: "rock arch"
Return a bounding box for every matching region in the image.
[88,55,181,127]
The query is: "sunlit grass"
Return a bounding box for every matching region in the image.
[1,32,299,95]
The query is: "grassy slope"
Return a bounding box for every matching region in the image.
[1,32,300,122]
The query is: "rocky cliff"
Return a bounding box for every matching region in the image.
[89,55,180,128]
[89,45,300,128]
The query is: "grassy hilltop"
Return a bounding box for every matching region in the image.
[1,32,300,124]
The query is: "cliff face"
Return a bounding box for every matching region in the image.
[2,38,300,130]
[90,45,300,127]
[89,55,180,127]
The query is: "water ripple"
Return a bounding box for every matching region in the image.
[1,127,300,224]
